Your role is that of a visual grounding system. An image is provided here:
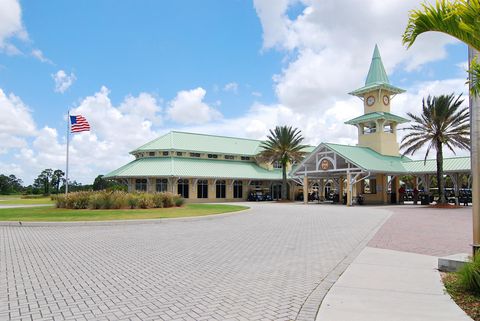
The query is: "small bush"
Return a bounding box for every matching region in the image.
[174,195,185,207]
[152,193,164,208]
[54,191,184,210]
[138,193,154,209]
[127,194,139,209]
[458,255,480,293]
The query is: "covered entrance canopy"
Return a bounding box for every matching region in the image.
[291,142,471,205]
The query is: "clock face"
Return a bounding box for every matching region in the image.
[366,96,375,106]
[383,95,390,105]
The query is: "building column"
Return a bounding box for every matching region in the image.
[339,176,344,204]
[381,174,388,204]
[394,176,400,204]
[346,173,352,206]
[303,176,308,204]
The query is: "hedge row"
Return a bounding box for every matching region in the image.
[53,191,185,210]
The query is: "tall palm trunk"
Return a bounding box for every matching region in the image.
[436,141,446,204]
[282,163,288,200]
[471,46,480,251]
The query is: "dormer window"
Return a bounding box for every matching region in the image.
[149,152,155,157]
[176,152,183,156]
[208,154,218,159]
[225,155,235,160]
[190,152,201,157]
[163,151,169,156]
[273,161,282,169]
[241,156,251,161]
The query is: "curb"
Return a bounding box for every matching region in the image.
[0,207,251,227]
[295,208,393,321]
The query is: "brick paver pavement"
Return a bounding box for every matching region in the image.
[368,205,472,256]
[0,203,389,321]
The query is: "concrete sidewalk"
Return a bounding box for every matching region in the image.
[316,247,472,321]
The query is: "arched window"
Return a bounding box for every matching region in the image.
[177,179,189,198]
[216,180,226,198]
[233,180,243,198]
[197,179,208,198]
[135,179,147,191]
[156,178,168,192]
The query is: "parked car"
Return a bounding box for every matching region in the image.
[247,191,273,201]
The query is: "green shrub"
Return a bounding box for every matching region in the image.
[138,193,154,209]
[174,195,185,207]
[54,191,181,210]
[152,193,164,208]
[89,193,103,209]
[127,194,139,209]
[162,192,176,208]
[458,255,480,293]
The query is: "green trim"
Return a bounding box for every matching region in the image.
[345,112,410,125]
[105,156,283,180]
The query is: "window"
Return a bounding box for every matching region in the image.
[224,155,235,160]
[156,178,168,192]
[363,178,377,194]
[233,180,243,198]
[384,123,393,133]
[250,180,262,186]
[216,180,226,198]
[208,154,218,159]
[149,152,155,157]
[273,161,282,169]
[177,179,189,198]
[162,151,169,156]
[241,156,251,161]
[197,179,208,198]
[190,152,201,158]
[176,151,183,156]
[363,122,377,134]
[135,179,147,191]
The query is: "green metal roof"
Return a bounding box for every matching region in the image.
[349,45,405,96]
[294,142,470,175]
[132,131,263,155]
[132,131,315,156]
[403,157,471,173]
[345,112,410,125]
[105,157,283,180]
[324,143,409,173]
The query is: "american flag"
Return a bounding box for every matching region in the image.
[70,115,90,133]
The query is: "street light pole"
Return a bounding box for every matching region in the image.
[470,46,480,255]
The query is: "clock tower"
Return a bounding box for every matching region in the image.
[345,45,409,156]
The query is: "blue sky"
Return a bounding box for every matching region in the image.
[0,0,470,184]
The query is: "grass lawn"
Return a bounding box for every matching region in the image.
[0,195,54,205]
[443,273,480,321]
[0,204,248,222]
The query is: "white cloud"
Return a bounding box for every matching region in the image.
[0,89,36,152]
[0,0,28,54]
[52,70,76,93]
[223,82,239,94]
[253,0,458,115]
[31,49,53,64]
[252,91,262,97]
[167,87,222,125]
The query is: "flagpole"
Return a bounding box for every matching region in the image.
[66,110,70,195]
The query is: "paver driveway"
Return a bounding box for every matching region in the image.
[0,203,390,321]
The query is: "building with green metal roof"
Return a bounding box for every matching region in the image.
[292,45,471,205]
[106,131,315,201]
[106,45,471,204]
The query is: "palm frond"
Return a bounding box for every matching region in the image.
[403,0,480,50]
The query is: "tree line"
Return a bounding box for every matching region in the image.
[0,169,126,195]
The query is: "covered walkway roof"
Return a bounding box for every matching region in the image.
[292,142,470,177]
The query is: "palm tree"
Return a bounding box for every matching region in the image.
[401,94,470,204]
[257,126,308,200]
[402,0,480,94]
